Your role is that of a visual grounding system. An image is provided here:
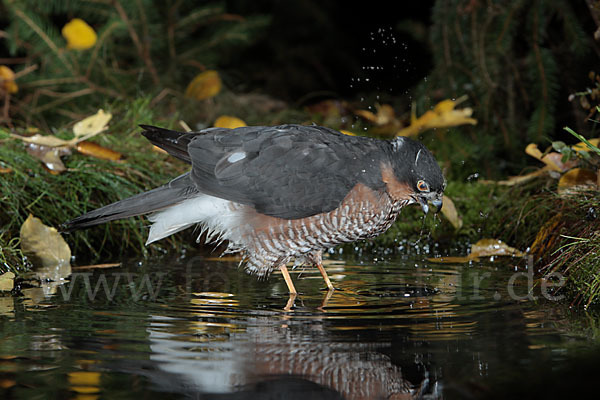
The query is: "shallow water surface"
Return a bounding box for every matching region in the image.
[0,254,598,399]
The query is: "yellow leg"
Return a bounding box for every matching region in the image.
[316,263,334,291]
[280,265,297,311]
[280,264,297,294]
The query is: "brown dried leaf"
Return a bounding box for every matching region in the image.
[20,214,71,281]
[557,168,598,196]
[470,238,524,258]
[76,141,122,161]
[25,143,71,173]
[428,238,524,263]
[440,195,462,230]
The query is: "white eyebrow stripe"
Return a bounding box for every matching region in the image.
[227,152,246,163]
[415,149,422,165]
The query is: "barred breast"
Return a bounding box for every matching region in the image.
[226,183,409,277]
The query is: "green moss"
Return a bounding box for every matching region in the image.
[0,97,189,270]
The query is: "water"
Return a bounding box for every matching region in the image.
[1,254,599,399]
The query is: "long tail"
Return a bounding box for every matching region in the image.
[139,124,194,164]
[62,174,198,231]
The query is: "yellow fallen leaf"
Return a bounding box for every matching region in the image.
[11,109,112,165]
[20,214,71,281]
[340,130,357,136]
[15,134,70,147]
[355,104,396,126]
[0,65,18,94]
[62,18,97,50]
[572,138,600,152]
[185,70,222,100]
[73,109,112,137]
[440,195,462,230]
[557,168,598,196]
[525,143,543,160]
[0,271,15,292]
[213,115,247,129]
[397,97,477,137]
[525,143,562,172]
[76,141,122,161]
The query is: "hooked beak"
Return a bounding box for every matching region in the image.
[417,194,443,215]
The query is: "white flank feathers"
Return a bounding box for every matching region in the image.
[146,195,241,245]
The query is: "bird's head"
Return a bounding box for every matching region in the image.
[387,137,446,214]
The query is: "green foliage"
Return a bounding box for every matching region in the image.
[1,0,269,126]
[539,191,600,307]
[422,0,589,174]
[0,97,191,271]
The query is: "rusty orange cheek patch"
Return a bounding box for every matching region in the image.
[380,163,414,202]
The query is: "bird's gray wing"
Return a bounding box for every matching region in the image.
[187,124,385,219]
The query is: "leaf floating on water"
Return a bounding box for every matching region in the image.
[76,141,122,161]
[470,238,525,258]
[72,109,112,138]
[213,115,247,129]
[440,195,462,230]
[428,238,524,263]
[185,70,222,100]
[25,143,71,174]
[20,214,71,281]
[0,271,15,292]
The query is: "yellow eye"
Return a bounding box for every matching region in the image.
[417,180,429,192]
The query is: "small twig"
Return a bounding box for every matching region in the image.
[0,58,28,64]
[149,88,179,107]
[32,88,94,113]
[12,7,75,75]
[85,20,121,78]
[112,0,160,85]
[13,64,38,79]
[2,92,10,123]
